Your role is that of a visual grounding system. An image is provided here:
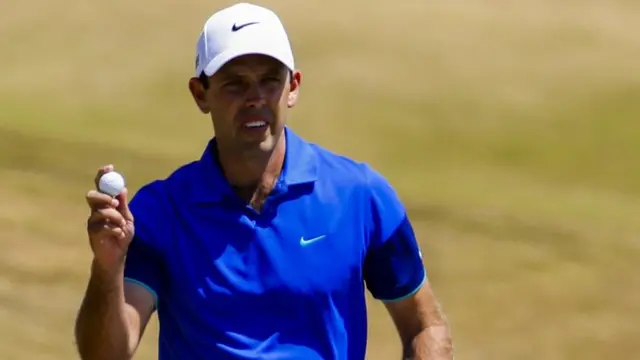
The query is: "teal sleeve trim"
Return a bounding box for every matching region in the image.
[124,277,158,309]
[380,274,427,303]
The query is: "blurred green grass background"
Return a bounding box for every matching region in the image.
[1,0,639,359]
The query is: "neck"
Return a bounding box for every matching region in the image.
[217,134,286,194]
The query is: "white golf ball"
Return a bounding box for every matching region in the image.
[98,171,125,197]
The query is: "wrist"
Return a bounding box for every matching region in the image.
[90,258,125,293]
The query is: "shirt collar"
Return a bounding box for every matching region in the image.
[187,126,318,204]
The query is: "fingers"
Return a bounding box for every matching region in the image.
[86,190,119,211]
[87,222,127,240]
[115,187,134,222]
[87,163,133,225]
[93,164,115,189]
[86,164,132,250]
[87,204,127,239]
[87,207,126,228]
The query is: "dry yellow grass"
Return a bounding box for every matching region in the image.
[1,0,639,359]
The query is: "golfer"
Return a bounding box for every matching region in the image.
[74,3,453,359]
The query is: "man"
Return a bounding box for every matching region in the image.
[74,2,453,360]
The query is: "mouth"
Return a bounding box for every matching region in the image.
[242,120,268,129]
[237,113,271,132]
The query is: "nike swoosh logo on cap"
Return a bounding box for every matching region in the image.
[231,22,259,32]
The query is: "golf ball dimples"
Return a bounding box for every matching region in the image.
[99,171,125,197]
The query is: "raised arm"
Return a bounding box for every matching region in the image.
[74,165,163,360]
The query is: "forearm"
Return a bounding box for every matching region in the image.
[403,325,454,360]
[74,261,139,360]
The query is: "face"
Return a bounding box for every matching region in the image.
[189,54,302,154]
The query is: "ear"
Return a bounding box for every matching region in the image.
[287,70,302,108]
[188,77,210,114]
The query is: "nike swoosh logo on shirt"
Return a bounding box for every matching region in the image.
[300,235,326,246]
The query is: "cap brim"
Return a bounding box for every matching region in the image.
[201,46,294,77]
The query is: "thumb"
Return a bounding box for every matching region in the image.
[115,187,134,222]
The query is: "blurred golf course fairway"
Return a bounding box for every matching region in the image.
[1,0,639,359]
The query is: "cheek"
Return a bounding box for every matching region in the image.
[214,91,243,106]
[209,100,240,124]
[279,93,290,109]
[271,96,289,118]
[269,88,289,108]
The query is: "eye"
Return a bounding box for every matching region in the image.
[262,75,282,84]
[220,78,247,93]
[223,79,244,88]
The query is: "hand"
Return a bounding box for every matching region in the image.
[86,165,135,274]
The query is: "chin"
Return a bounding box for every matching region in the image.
[235,125,283,152]
[260,125,285,149]
[257,136,279,152]
[234,133,274,153]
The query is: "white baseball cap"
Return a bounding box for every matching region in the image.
[194,3,295,77]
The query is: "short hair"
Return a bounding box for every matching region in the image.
[199,72,210,90]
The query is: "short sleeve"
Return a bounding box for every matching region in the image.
[362,165,426,302]
[123,181,167,309]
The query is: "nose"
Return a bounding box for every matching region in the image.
[245,82,266,108]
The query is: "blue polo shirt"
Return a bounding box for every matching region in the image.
[124,127,426,360]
